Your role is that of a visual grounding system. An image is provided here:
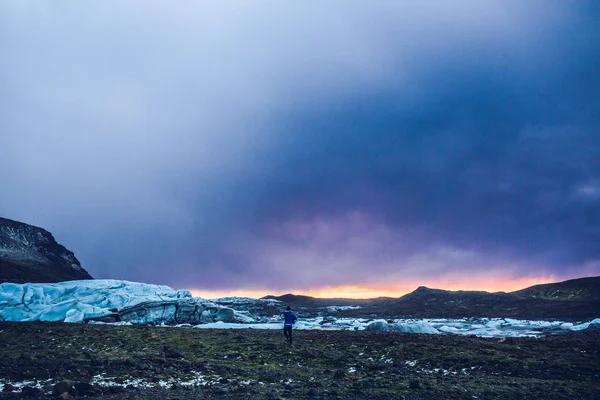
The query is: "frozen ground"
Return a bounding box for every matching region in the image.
[190,316,600,338]
[1,280,598,338]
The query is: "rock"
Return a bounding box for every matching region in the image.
[162,343,184,359]
[109,385,125,393]
[58,392,70,400]
[0,217,93,283]
[409,379,422,390]
[53,380,74,396]
[266,388,281,399]
[21,386,43,397]
[365,320,389,332]
[215,307,236,323]
[73,382,98,396]
[211,386,228,395]
[587,321,600,331]
[2,384,17,392]
[333,370,345,379]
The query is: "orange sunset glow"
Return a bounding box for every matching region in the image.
[189,275,559,299]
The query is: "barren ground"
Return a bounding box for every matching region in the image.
[0,322,599,399]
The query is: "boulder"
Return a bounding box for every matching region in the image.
[109,385,125,393]
[21,386,44,397]
[162,344,184,359]
[587,322,600,331]
[585,318,600,331]
[53,380,74,396]
[409,379,422,390]
[73,382,99,396]
[2,383,17,392]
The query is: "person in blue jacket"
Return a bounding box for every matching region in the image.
[283,306,298,346]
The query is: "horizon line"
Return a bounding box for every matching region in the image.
[187,274,598,300]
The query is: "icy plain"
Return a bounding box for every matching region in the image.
[0,280,598,338]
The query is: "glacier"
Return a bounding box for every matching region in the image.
[0,280,253,325]
[0,280,598,338]
[0,280,189,322]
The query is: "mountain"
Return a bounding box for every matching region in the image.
[261,293,377,309]
[0,217,93,283]
[267,277,600,321]
[511,276,600,301]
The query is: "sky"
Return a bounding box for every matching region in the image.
[1,1,599,298]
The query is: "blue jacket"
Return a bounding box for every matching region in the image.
[284,310,298,326]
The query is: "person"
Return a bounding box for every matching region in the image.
[283,306,298,346]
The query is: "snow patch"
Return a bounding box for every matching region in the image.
[326,305,362,312]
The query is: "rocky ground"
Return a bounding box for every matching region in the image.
[0,322,599,399]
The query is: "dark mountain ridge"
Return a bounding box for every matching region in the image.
[265,276,600,321]
[262,293,392,308]
[511,276,600,301]
[0,217,93,283]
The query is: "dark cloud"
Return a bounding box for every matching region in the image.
[0,1,598,291]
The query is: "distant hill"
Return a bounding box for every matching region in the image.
[511,277,600,301]
[262,293,377,309]
[266,277,600,321]
[0,217,93,283]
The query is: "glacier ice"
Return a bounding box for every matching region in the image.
[0,280,598,338]
[0,280,245,325]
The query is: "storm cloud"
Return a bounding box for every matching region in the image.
[1,1,598,293]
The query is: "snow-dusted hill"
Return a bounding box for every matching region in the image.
[0,217,92,283]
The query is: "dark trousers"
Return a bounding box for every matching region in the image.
[283,325,293,345]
